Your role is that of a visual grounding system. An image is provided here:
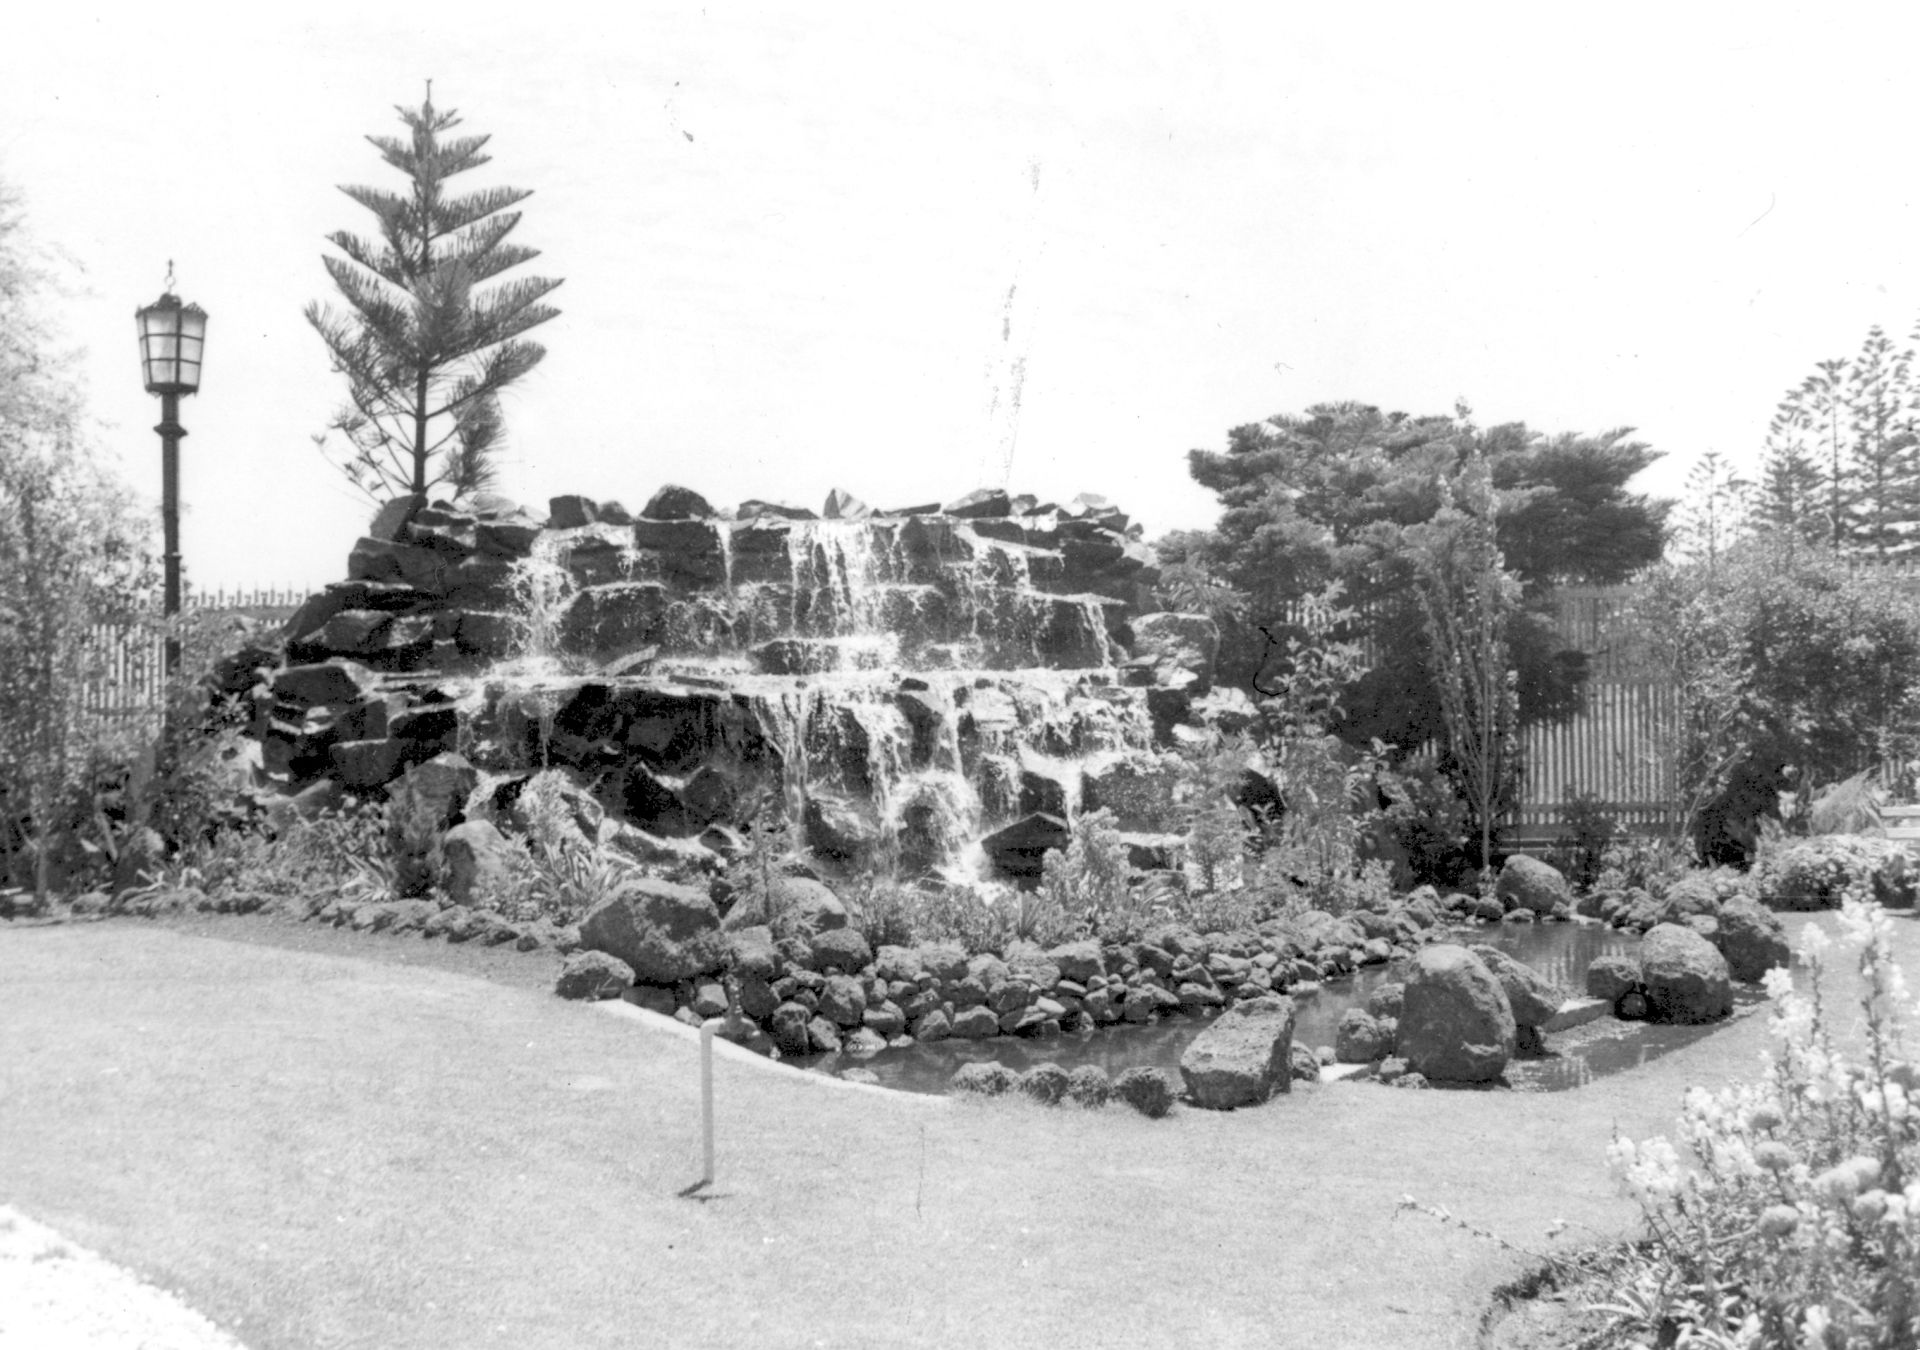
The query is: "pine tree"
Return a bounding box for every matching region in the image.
[1749,398,1825,552]
[1798,357,1854,551]
[1674,450,1748,569]
[1845,325,1919,557]
[306,87,562,502]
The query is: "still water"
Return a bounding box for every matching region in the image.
[807,921,1752,1094]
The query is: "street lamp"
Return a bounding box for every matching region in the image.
[135,265,207,677]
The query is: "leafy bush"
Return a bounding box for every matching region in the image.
[1752,835,1916,912]
[1066,1065,1112,1108]
[1595,836,1693,901]
[1599,901,1920,1347]
[1038,809,1138,934]
[1376,759,1473,888]
[1018,1063,1071,1105]
[189,804,389,913]
[950,1062,1016,1096]
[1545,789,1617,892]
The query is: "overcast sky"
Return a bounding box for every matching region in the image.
[7,3,1920,593]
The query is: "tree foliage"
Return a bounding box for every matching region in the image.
[1169,401,1671,789]
[1403,456,1521,871]
[1635,537,1920,858]
[0,179,159,896]
[306,88,562,502]
[1752,324,1920,556]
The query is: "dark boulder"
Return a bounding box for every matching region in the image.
[1640,923,1733,1023]
[579,879,727,984]
[1397,944,1515,1083]
[642,484,714,520]
[1179,996,1295,1108]
[1709,895,1792,984]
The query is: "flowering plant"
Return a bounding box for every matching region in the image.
[1601,898,1918,1348]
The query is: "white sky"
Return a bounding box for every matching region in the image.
[7,3,1920,593]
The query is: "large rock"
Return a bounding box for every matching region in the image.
[1639,923,1733,1024]
[1495,856,1571,915]
[1334,1008,1392,1063]
[944,488,1011,519]
[386,752,477,832]
[809,927,874,974]
[1130,612,1221,693]
[441,819,512,908]
[822,488,871,520]
[642,484,714,520]
[1709,895,1791,984]
[981,813,1070,878]
[1178,995,1296,1109]
[1397,944,1515,1083]
[272,660,378,709]
[1585,952,1641,1003]
[1468,945,1564,1030]
[554,950,634,1000]
[579,879,728,983]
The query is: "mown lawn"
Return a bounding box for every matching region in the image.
[2,911,1907,1350]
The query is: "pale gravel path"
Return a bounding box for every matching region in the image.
[0,1207,247,1350]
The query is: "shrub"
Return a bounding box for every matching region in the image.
[1599,900,1920,1348]
[1018,1063,1071,1105]
[950,1062,1016,1097]
[1595,836,1691,900]
[1544,789,1616,893]
[1065,1064,1112,1108]
[1376,759,1473,888]
[850,877,920,949]
[1752,835,1916,911]
[1039,808,1136,934]
[1114,1066,1177,1119]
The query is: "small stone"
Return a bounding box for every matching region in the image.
[807,1016,843,1054]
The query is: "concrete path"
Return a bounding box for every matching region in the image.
[2,914,1905,1350]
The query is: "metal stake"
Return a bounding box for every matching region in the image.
[700,1020,716,1188]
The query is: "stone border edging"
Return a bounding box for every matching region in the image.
[589,1000,951,1106]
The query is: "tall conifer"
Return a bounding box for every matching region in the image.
[306,87,562,501]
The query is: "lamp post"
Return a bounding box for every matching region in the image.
[135,266,207,677]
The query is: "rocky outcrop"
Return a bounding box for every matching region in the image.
[1397,944,1515,1083]
[1178,995,1296,1109]
[256,487,1229,885]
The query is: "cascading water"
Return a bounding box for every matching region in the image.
[284,488,1173,886]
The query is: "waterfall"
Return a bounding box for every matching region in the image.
[506,534,575,672]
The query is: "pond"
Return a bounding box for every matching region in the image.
[803,920,1759,1094]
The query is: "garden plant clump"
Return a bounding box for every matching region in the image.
[1752,836,1917,913]
[1579,900,1919,1348]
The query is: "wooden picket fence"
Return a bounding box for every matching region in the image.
[80,587,307,727]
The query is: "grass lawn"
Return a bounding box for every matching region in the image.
[3,910,1911,1350]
